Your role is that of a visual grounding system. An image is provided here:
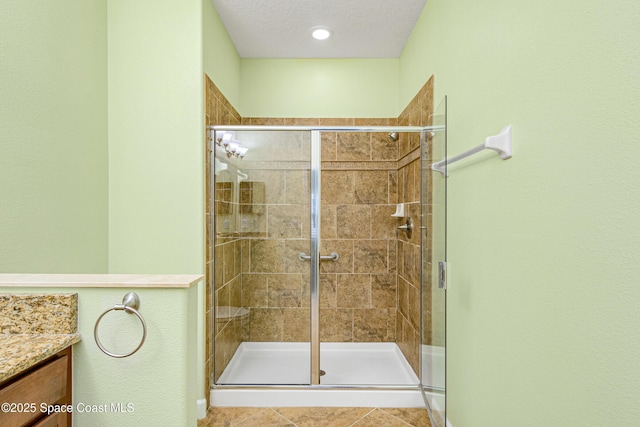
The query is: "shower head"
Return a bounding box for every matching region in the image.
[388,132,399,141]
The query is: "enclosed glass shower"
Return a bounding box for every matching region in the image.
[207,99,446,424]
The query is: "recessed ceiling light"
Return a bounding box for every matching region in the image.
[310,26,332,41]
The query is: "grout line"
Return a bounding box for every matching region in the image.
[378,408,417,426]
[271,408,299,427]
[347,408,378,427]
[269,408,298,426]
[231,408,271,426]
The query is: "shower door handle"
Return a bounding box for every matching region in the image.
[438,261,447,290]
[298,252,339,262]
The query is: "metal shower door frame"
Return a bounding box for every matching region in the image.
[212,124,444,388]
[310,130,321,385]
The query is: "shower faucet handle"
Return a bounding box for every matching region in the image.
[396,217,413,239]
[298,252,340,262]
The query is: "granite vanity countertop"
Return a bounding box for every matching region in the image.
[0,333,81,383]
[0,293,81,383]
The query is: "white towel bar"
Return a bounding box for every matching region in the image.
[431,125,512,176]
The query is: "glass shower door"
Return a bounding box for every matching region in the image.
[421,96,447,426]
[212,128,313,385]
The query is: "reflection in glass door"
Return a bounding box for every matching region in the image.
[212,129,312,385]
[421,96,447,426]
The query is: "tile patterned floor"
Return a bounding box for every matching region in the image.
[199,407,432,427]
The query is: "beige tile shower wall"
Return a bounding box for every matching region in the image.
[235,124,312,343]
[205,75,434,384]
[320,121,399,343]
[239,118,401,344]
[396,76,434,375]
[205,75,243,385]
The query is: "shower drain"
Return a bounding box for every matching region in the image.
[319,370,326,376]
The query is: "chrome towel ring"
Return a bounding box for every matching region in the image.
[94,292,147,358]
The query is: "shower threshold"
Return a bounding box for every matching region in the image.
[212,342,424,407]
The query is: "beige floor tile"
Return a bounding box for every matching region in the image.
[275,407,372,427]
[350,408,411,427]
[200,407,265,426]
[380,408,432,427]
[199,406,432,427]
[235,408,295,426]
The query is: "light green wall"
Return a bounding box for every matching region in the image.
[0,285,198,427]
[107,2,206,416]
[203,0,241,108]
[107,0,204,275]
[240,59,399,117]
[0,0,108,273]
[401,0,640,426]
[2,1,207,425]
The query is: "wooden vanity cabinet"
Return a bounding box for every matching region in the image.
[0,347,72,427]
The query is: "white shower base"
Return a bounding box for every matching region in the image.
[211,342,424,407]
[218,342,418,385]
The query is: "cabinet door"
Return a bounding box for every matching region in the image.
[0,355,68,427]
[33,411,68,427]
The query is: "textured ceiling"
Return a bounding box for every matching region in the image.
[211,0,427,59]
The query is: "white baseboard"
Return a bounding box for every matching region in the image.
[197,398,207,420]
